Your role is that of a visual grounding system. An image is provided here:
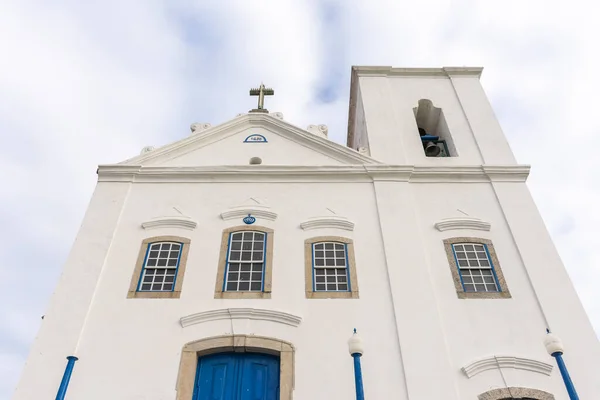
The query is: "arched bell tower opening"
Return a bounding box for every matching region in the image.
[413,99,458,157]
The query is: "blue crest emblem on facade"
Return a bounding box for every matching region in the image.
[243,134,267,143]
[243,214,256,225]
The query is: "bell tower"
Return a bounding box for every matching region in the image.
[347,66,517,165]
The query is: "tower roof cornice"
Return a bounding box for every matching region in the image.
[351,66,483,78]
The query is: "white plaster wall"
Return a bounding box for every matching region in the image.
[489,182,600,398]
[350,85,370,152]
[358,77,407,165]
[55,181,405,400]
[16,177,600,399]
[357,74,517,165]
[13,182,131,400]
[411,182,566,398]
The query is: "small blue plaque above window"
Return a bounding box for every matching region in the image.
[244,134,267,143]
[243,214,256,225]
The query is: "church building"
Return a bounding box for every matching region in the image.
[14,66,600,399]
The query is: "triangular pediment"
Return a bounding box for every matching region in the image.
[119,113,379,167]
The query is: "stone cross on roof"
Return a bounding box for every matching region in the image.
[249,83,274,113]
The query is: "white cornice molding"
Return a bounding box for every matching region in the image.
[300,215,354,231]
[408,165,530,182]
[352,66,483,78]
[180,308,302,328]
[462,355,553,378]
[141,216,197,230]
[221,205,278,221]
[483,165,531,182]
[434,217,491,232]
[97,164,530,183]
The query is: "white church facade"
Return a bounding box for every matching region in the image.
[14,66,600,399]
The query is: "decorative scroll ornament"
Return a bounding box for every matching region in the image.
[190,122,212,134]
[306,124,329,138]
[140,146,155,154]
[243,214,256,225]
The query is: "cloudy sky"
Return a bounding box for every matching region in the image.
[1,0,598,397]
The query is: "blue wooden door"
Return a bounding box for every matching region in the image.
[238,353,279,400]
[193,353,279,400]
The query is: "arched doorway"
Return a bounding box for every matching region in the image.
[176,335,294,400]
[478,387,555,400]
[194,352,279,400]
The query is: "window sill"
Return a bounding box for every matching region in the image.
[457,291,512,299]
[127,291,181,299]
[214,291,272,299]
[306,291,359,299]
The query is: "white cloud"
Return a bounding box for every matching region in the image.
[1,0,598,397]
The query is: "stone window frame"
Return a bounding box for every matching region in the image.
[478,387,555,400]
[443,237,511,299]
[214,225,274,299]
[127,235,191,299]
[176,335,294,400]
[304,236,359,299]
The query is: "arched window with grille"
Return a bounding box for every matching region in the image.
[127,236,191,299]
[214,226,274,299]
[443,237,511,299]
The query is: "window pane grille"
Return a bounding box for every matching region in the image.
[452,243,499,292]
[139,242,182,292]
[225,231,266,292]
[313,242,349,291]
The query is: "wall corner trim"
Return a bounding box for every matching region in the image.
[141,216,197,230]
[300,215,355,231]
[180,308,302,328]
[434,217,491,232]
[462,355,553,378]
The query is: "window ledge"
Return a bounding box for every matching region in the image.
[300,216,354,231]
[180,308,302,328]
[127,291,181,299]
[457,291,511,299]
[462,355,553,378]
[214,291,272,299]
[141,216,197,231]
[434,217,490,232]
[306,291,359,299]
